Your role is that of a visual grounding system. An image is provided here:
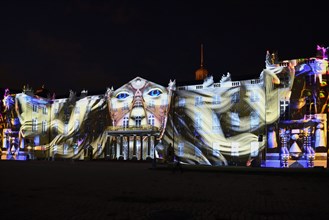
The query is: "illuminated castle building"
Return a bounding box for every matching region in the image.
[1,46,328,168]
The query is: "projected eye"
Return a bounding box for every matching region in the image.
[116,92,130,100]
[148,89,162,97]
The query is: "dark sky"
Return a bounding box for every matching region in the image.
[0,0,328,96]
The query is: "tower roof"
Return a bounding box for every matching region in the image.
[195,44,208,80]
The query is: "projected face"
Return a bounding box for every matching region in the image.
[109,77,169,130]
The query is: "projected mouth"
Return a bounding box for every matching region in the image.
[130,116,145,120]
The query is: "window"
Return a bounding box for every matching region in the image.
[178,97,185,107]
[231,92,240,103]
[178,142,184,157]
[74,106,80,114]
[97,144,102,156]
[231,142,239,156]
[64,123,69,135]
[195,96,203,106]
[42,121,47,134]
[250,142,259,157]
[54,108,59,116]
[123,116,129,128]
[53,145,58,154]
[280,100,290,120]
[232,82,240,87]
[250,111,259,130]
[123,103,129,110]
[86,105,91,114]
[53,103,59,116]
[42,106,47,114]
[195,112,202,130]
[63,144,69,155]
[135,116,142,127]
[32,118,38,132]
[34,136,40,146]
[250,91,259,102]
[73,143,78,155]
[148,100,155,108]
[212,95,220,104]
[148,114,155,126]
[32,105,38,112]
[135,101,142,107]
[212,113,220,131]
[161,99,168,107]
[213,142,220,157]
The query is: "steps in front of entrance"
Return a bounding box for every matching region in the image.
[1,151,28,160]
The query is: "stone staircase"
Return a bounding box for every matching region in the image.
[1,151,28,161]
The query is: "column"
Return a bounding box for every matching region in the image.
[147,134,151,157]
[133,134,137,159]
[127,136,130,160]
[120,135,123,158]
[106,135,110,159]
[114,136,117,160]
[140,135,143,160]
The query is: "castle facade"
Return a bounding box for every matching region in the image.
[1,46,328,168]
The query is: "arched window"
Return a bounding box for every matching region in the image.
[123,116,129,128]
[135,116,142,127]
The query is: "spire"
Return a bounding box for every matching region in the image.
[195,43,208,80]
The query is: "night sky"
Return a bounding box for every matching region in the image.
[0,0,328,96]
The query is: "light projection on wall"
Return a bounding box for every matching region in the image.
[0,46,328,168]
[159,46,328,168]
[13,89,109,160]
[107,77,174,133]
[105,77,175,160]
[264,47,328,168]
[161,74,267,166]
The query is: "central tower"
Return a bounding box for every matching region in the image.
[195,44,208,80]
